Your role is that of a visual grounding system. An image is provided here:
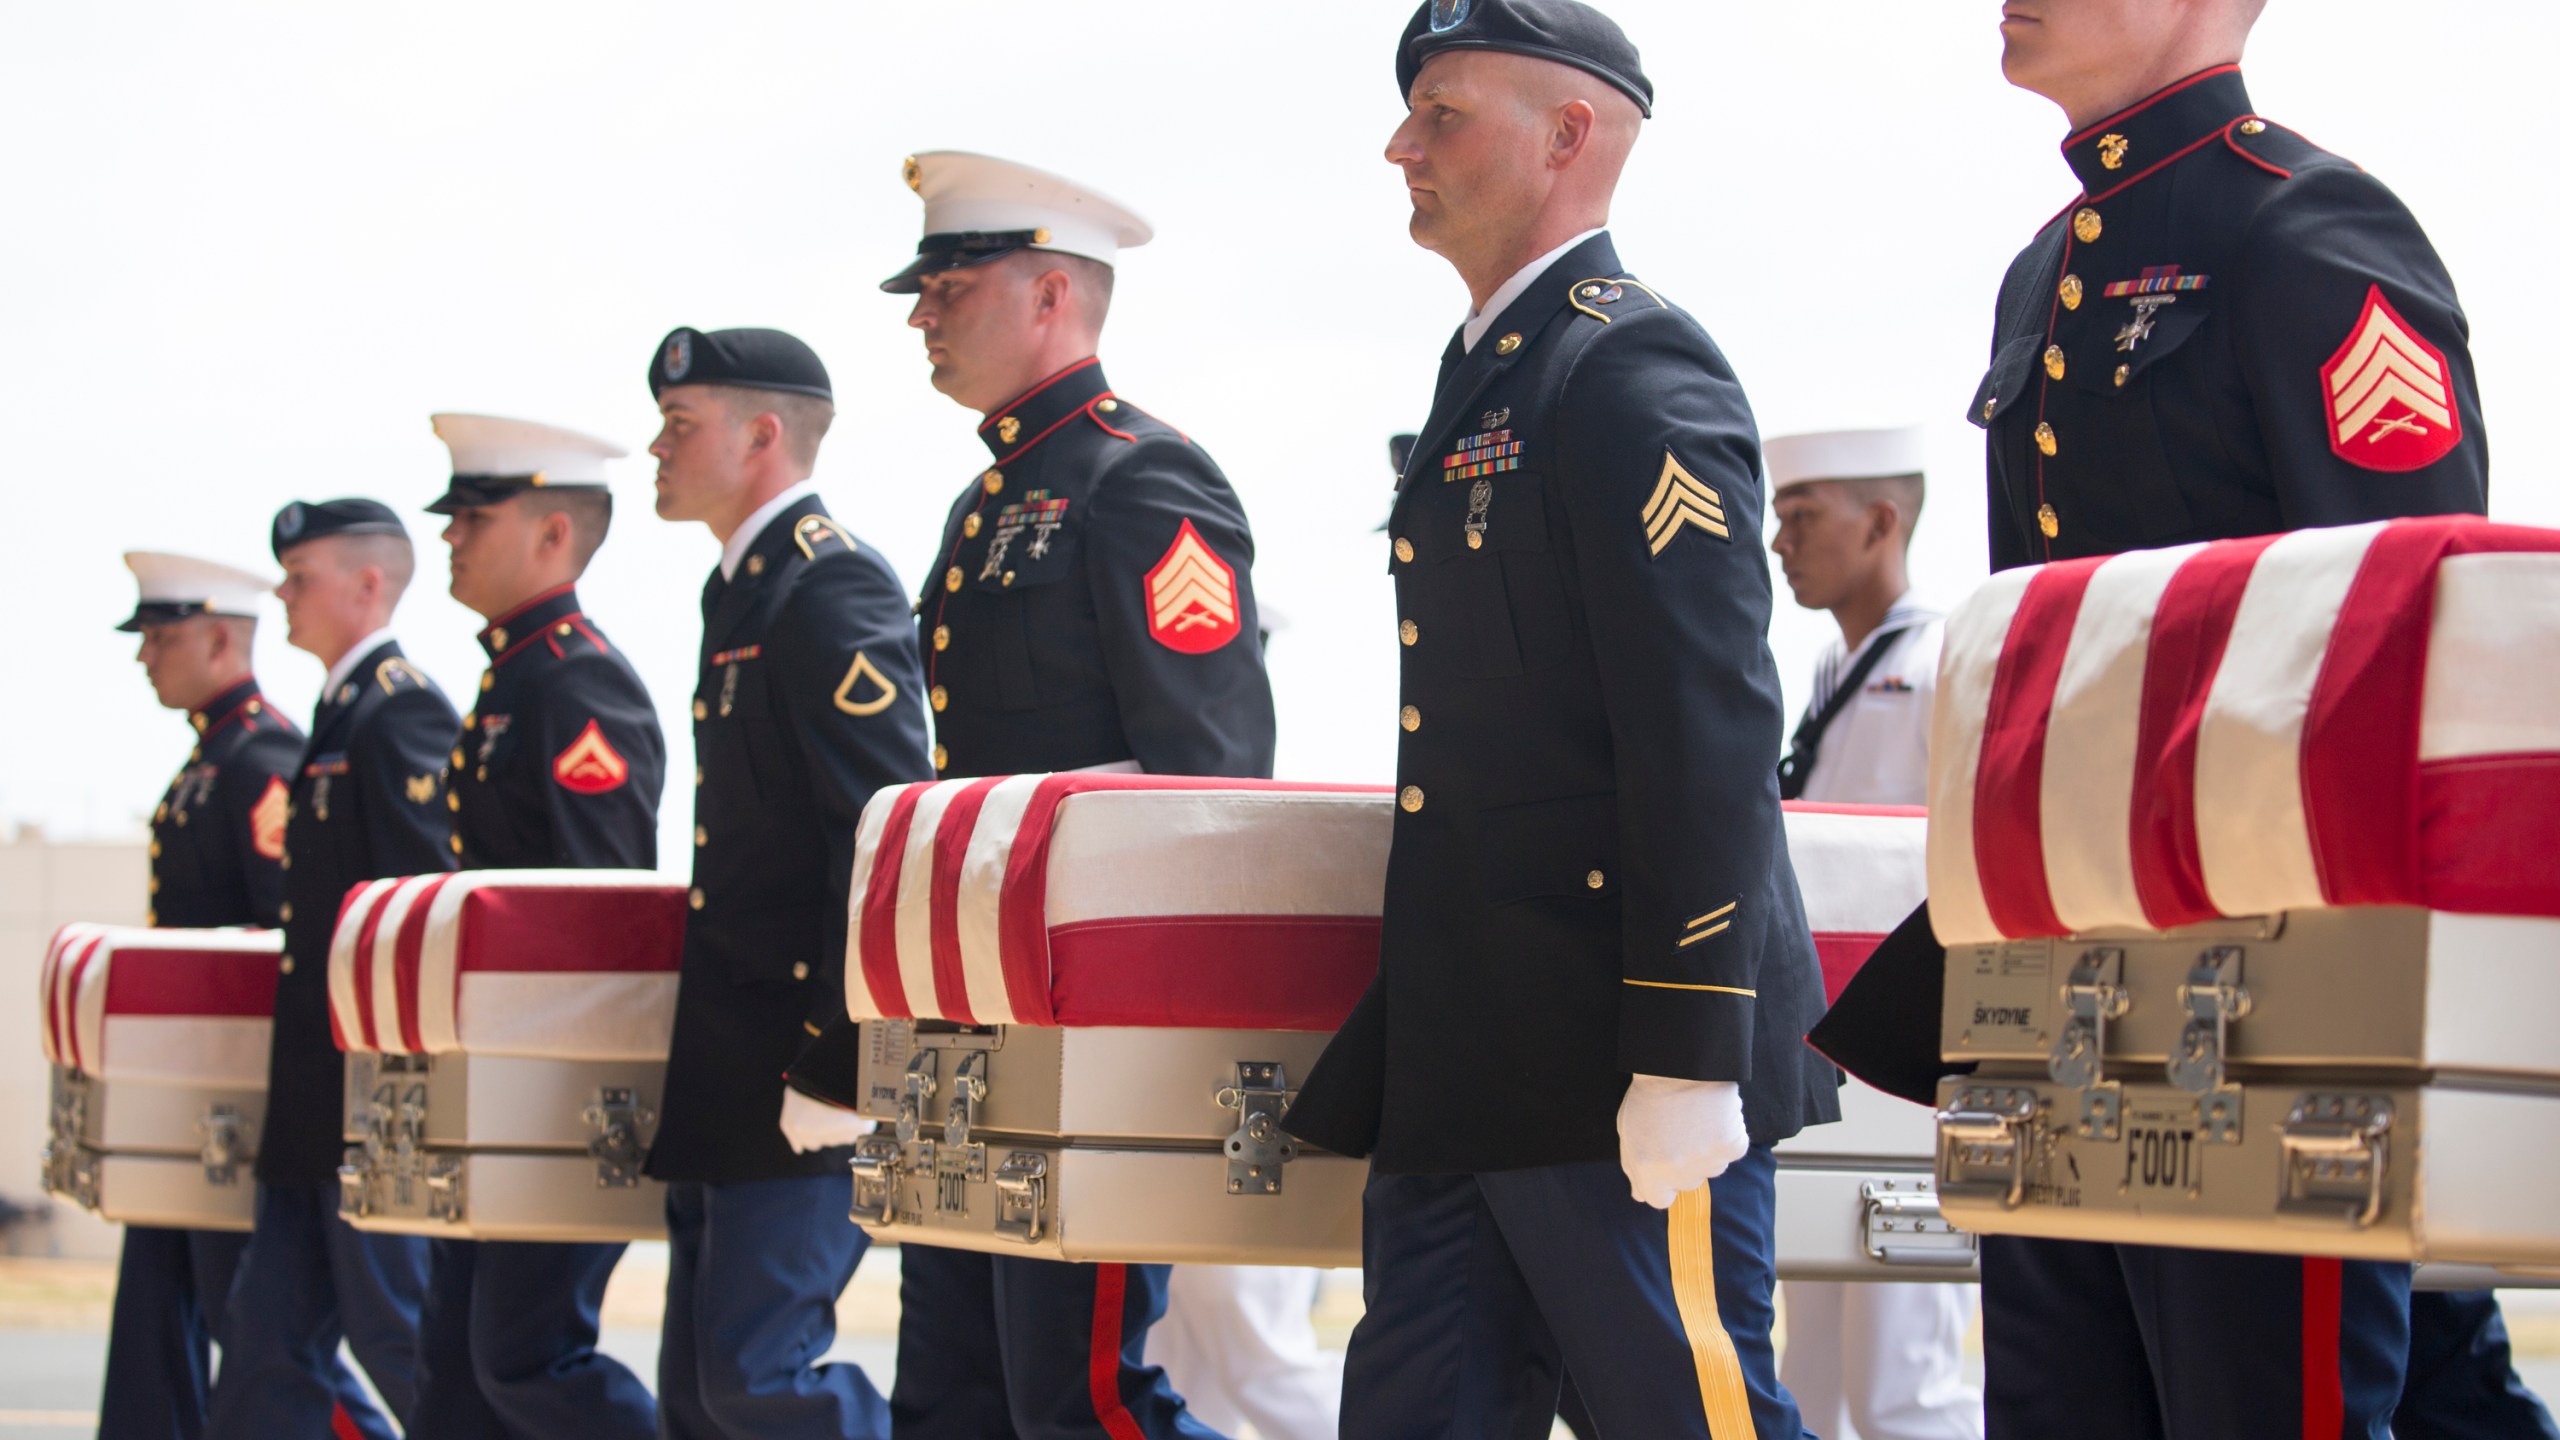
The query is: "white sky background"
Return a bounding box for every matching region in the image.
[3,1,2552,872]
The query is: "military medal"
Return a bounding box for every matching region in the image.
[719,660,740,717]
[475,714,512,766]
[1464,479,1492,549]
[2115,295,2175,353]
[1442,428,1521,481]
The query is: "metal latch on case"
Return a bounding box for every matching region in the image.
[200,1104,243,1186]
[1937,1085,2043,1209]
[994,1151,1049,1242]
[849,1134,903,1225]
[1216,1062,1299,1196]
[2278,1094,2392,1229]
[2048,947,2129,1141]
[2167,946,2249,1144]
[1860,1178,1976,1267]
[582,1087,654,1189]
[425,1153,467,1223]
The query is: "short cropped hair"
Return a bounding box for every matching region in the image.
[1836,472,1927,551]
[336,532,416,603]
[521,489,614,572]
[711,385,835,469]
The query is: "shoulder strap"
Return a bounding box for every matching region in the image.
[1777,623,1919,801]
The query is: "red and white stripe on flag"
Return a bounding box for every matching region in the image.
[325,870,683,1060]
[843,771,1931,1029]
[1929,516,2560,945]
[38,923,279,1084]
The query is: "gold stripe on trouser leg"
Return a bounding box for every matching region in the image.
[1668,1184,1759,1439]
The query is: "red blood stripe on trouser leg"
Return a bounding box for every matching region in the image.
[2128,536,2279,927]
[1088,1263,1146,1440]
[2302,1257,2343,1438]
[1971,560,2101,937]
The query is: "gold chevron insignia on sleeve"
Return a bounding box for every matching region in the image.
[794,514,853,561]
[1642,450,1730,556]
[404,774,437,804]
[1680,899,1738,946]
[834,650,898,717]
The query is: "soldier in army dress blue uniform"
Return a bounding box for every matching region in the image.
[643,326,934,1440]
[205,500,457,1439]
[101,553,386,1440]
[1817,3,2553,1436]
[1284,4,1834,1436]
[405,414,665,1440]
[866,150,1277,1440]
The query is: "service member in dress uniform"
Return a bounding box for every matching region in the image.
[643,326,934,1440]
[870,149,1278,1440]
[1764,429,1984,1440]
[1282,5,1833,1435]
[205,499,456,1439]
[104,553,386,1440]
[406,414,665,1440]
[1817,4,2535,1437]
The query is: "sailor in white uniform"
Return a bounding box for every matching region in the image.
[1767,425,1983,1440]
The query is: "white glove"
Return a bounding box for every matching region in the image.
[1617,1075,1749,1209]
[779,1086,873,1154]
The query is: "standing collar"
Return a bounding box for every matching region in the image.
[476,584,582,659]
[979,358,1113,462]
[1463,228,1607,354]
[2061,65,2252,199]
[722,481,820,580]
[322,628,399,698]
[189,677,266,736]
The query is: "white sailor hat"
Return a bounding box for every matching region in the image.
[118,551,273,633]
[424,413,627,514]
[880,151,1154,294]
[1764,425,1928,494]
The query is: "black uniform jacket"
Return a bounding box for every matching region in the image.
[1285,233,1835,1174]
[917,357,1277,780]
[151,677,301,929]
[1816,69,2491,1103]
[261,640,460,1184]
[449,585,663,872]
[647,495,935,1184]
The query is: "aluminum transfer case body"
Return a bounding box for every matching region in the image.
[39,924,279,1230]
[328,870,681,1241]
[840,774,1949,1269]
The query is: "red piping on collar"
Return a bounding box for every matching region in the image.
[480,582,577,635]
[978,357,1103,435]
[199,690,269,740]
[2223,118,2293,179]
[2063,63,2241,147]
[2081,127,2228,204]
[494,612,586,667]
[995,395,1115,467]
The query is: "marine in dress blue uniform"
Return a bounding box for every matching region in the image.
[1283,6,1832,1436]
[643,327,934,1440]
[206,499,455,1439]
[101,554,388,1440]
[859,151,1276,1440]
[403,415,665,1440]
[1814,61,2536,1440]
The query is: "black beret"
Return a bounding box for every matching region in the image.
[1397,0,1652,118]
[271,498,407,561]
[648,326,833,403]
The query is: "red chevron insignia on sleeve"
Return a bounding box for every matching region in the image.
[250,776,288,860]
[1142,518,1242,654]
[2321,285,2460,472]
[552,719,630,794]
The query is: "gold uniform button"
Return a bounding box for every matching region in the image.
[983,470,1004,496]
[2059,274,2084,311]
[1399,619,1419,646]
[933,625,951,651]
[1467,532,1483,550]
[963,514,982,538]
[490,626,508,650]
[2044,345,2066,382]
[694,765,704,787]
[556,622,574,637]
[932,744,949,771]
[1399,786,1425,813]
[480,673,494,693]
[279,956,295,975]
[1495,333,1522,355]
[1982,395,1998,422]
[189,747,202,762]
[2072,207,2102,244]
[148,876,160,894]
[155,804,168,823]
[1586,870,1606,890]
[695,825,708,847]
[446,792,460,812]
[2039,504,2061,539]
[689,888,705,911]
[1003,571,1015,587]
[449,834,463,855]
[1096,398,1119,413]
[452,748,467,768]
[2035,422,2058,458]
[930,685,949,712]
[748,554,766,577]
[2239,118,2267,136]
[145,908,156,926]
[693,699,709,721]
[946,566,964,592]
[1400,705,1420,732]
[1394,537,1414,563]
[149,840,161,859]
[791,961,810,982]
[281,853,291,871]
[2115,364,2131,388]
[247,700,261,715]
[280,902,295,923]
[191,713,208,732]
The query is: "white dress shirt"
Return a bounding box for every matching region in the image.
[1460,227,1606,354]
[720,480,820,581]
[321,626,400,700]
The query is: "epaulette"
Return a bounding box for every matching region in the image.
[2221,115,2334,182]
[374,657,427,694]
[792,513,858,563]
[1565,275,1669,324]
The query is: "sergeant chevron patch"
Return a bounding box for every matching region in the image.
[251,776,288,860]
[2321,285,2460,472]
[1642,450,1730,556]
[1143,519,1241,653]
[551,719,630,794]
